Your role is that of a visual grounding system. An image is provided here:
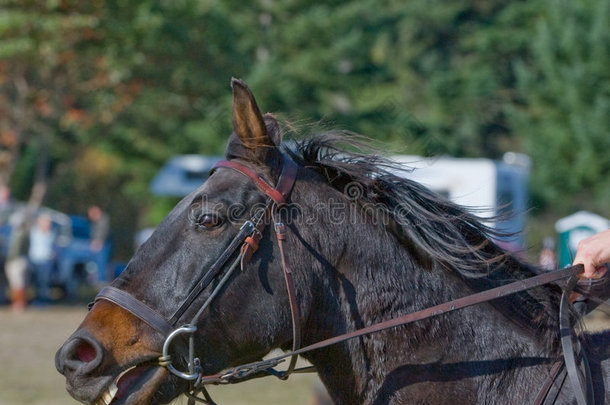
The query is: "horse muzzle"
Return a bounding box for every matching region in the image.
[56,332,169,405]
[55,301,174,405]
[55,330,116,403]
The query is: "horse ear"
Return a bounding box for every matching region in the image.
[231,78,281,150]
[263,113,282,147]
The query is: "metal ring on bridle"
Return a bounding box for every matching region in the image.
[161,324,199,380]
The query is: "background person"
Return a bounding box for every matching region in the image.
[87,205,110,283]
[28,214,56,303]
[88,205,108,252]
[5,211,30,312]
[0,184,14,305]
[538,236,558,271]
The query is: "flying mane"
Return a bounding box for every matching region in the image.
[284,132,564,353]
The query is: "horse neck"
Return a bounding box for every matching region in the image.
[292,188,558,402]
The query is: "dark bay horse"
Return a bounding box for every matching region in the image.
[56,79,609,405]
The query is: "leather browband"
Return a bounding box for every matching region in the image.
[212,156,298,205]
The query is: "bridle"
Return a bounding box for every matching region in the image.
[92,154,301,403]
[91,153,595,405]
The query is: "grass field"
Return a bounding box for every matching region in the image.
[1,305,608,405]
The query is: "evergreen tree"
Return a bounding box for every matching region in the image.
[509,0,610,216]
[239,0,539,158]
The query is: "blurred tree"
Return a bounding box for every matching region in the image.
[239,0,539,158]
[0,0,608,260]
[0,1,97,204]
[0,0,253,257]
[509,0,610,215]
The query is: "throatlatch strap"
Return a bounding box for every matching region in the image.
[274,221,301,378]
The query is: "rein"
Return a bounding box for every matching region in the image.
[91,155,594,405]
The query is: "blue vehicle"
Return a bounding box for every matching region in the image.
[55,215,112,297]
[0,205,112,300]
[150,155,223,196]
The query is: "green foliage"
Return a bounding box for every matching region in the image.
[509,0,610,215]
[0,0,608,259]
[241,0,543,158]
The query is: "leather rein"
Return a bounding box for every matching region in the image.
[91,155,594,405]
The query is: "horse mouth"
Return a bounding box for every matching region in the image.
[94,364,167,405]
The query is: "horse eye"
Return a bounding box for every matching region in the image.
[198,214,223,229]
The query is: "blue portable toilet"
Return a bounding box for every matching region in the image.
[554,211,609,268]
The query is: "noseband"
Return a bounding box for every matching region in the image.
[92,154,301,401]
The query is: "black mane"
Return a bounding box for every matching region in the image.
[285,132,563,350]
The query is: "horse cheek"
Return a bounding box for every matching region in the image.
[79,300,158,364]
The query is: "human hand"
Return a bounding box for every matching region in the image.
[572,229,610,279]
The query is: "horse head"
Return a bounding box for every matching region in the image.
[56,78,607,405]
[55,79,311,405]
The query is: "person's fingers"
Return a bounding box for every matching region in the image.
[591,265,608,279]
[573,230,610,279]
[573,246,594,277]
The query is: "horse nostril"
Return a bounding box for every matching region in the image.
[56,335,104,376]
[76,340,97,363]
